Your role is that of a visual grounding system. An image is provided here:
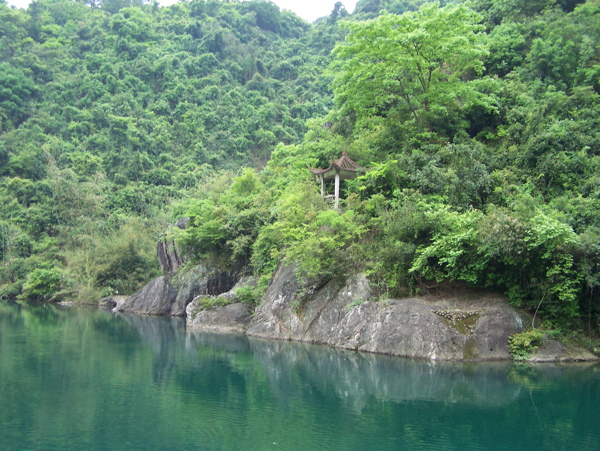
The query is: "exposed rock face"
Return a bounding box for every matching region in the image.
[156,218,188,274]
[98,296,118,308]
[119,254,596,361]
[114,276,179,315]
[529,339,598,362]
[186,277,255,333]
[187,303,252,334]
[112,217,223,315]
[244,264,528,361]
[114,265,237,316]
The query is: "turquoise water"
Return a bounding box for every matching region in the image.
[0,303,599,450]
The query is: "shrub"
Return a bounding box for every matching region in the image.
[21,267,66,302]
[508,329,545,360]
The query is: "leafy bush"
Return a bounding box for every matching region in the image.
[508,329,545,360]
[409,205,583,325]
[20,267,66,302]
[192,296,230,314]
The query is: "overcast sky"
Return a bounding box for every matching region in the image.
[5,0,358,23]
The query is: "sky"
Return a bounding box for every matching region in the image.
[5,0,358,23]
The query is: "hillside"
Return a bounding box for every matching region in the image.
[0,0,342,299]
[0,0,599,336]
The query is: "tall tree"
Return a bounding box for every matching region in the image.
[331,3,490,131]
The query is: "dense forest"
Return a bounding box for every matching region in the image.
[0,0,599,338]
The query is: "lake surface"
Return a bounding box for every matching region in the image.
[0,303,599,450]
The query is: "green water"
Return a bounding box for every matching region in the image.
[0,303,598,450]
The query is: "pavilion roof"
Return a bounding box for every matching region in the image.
[309,152,365,180]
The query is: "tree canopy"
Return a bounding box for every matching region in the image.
[332,3,490,130]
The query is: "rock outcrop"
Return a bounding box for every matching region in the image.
[113,217,240,316]
[123,245,598,361]
[187,302,252,333]
[156,217,188,274]
[186,277,254,333]
[244,264,527,361]
[181,263,533,360]
[528,339,598,362]
[114,265,236,316]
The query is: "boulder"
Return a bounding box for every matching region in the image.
[186,302,252,334]
[114,276,178,315]
[114,264,237,316]
[98,296,120,308]
[528,339,599,362]
[186,277,255,332]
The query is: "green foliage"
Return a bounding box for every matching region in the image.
[92,223,159,294]
[409,206,583,324]
[63,218,160,299]
[410,208,485,284]
[234,285,257,305]
[508,329,545,360]
[285,208,366,279]
[0,0,598,338]
[234,278,269,308]
[21,266,66,302]
[331,3,491,132]
[485,22,527,77]
[0,63,37,131]
[0,0,340,303]
[192,295,230,313]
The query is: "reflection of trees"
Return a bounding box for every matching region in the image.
[3,305,599,450]
[117,312,186,384]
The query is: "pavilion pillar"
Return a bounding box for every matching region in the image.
[334,169,340,210]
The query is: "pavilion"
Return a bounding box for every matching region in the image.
[309,152,365,210]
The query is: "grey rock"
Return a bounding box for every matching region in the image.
[186,276,256,332]
[186,302,252,334]
[98,297,116,308]
[246,264,528,361]
[98,296,118,308]
[114,276,178,315]
[114,264,236,316]
[529,339,599,362]
[157,218,189,274]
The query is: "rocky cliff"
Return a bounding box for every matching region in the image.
[181,263,529,361]
[113,222,237,316]
[114,233,597,361]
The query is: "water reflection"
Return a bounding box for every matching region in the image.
[247,339,521,410]
[112,312,594,411]
[3,305,598,451]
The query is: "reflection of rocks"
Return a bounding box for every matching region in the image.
[246,337,522,411]
[118,313,186,384]
[185,331,251,355]
[182,332,254,377]
[120,313,599,413]
[119,312,186,352]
